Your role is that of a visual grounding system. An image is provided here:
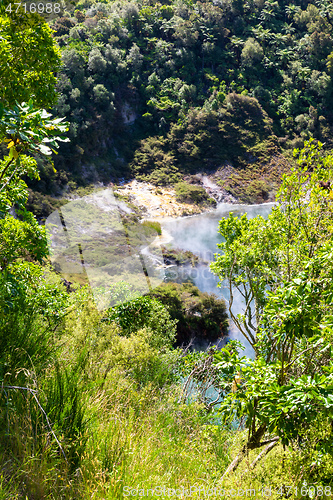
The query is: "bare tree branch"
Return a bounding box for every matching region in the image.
[2,385,68,464]
[250,438,279,469]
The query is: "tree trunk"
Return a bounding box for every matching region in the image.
[221,424,268,479]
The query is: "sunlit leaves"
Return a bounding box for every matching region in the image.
[0,12,60,107]
[0,212,48,270]
[0,102,69,213]
[0,101,70,157]
[210,140,333,455]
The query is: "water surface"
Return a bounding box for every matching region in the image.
[161,202,275,356]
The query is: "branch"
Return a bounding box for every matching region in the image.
[2,385,68,464]
[259,437,279,447]
[308,211,323,258]
[286,342,320,370]
[221,450,246,480]
[250,438,279,469]
[229,301,255,348]
[246,270,261,334]
[0,163,20,193]
[178,351,218,405]
[266,337,278,363]
[227,258,257,349]
[221,424,267,479]
[177,366,197,404]
[241,284,257,340]
[0,157,15,183]
[297,197,311,245]
[205,392,222,410]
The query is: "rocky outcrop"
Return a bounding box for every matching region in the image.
[193,173,238,204]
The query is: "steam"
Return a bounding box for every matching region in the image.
[161,202,275,357]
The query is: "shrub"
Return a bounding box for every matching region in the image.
[175,182,209,204]
[150,282,229,344]
[141,220,162,235]
[106,295,177,350]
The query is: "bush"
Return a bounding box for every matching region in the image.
[175,182,209,204]
[106,295,177,350]
[150,282,229,344]
[141,220,162,235]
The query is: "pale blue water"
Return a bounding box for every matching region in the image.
[161,202,275,357]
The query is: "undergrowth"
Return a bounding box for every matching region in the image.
[1,278,333,499]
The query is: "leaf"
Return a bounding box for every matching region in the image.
[38,144,52,155]
[8,147,18,159]
[18,132,30,142]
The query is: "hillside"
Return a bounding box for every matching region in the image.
[2,2,333,497]
[26,0,333,215]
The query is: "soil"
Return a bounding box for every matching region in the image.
[115,176,238,219]
[115,180,210,218]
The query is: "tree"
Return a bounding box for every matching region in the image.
[0,8,61,107]
[0,101,69,214]
[61,48,85,78]
[315,0,333,27]
[241,37,264,67]
[127,43,143,72]
[88,47,107,74]
[93,84,111,107]
[209,140,333,476]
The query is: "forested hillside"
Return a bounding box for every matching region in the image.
[2,1,333,498]
[27,0,333,213]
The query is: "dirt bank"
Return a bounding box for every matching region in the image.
[114,173,241,219]
[115,180,211,219]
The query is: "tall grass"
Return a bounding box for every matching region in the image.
[141,220,162,235]
[1,280,333,498]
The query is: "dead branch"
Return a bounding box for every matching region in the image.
[2,385,68,464]
[221,424,268,479]
[250,438,279,469]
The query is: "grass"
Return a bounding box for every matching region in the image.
[1,277,333,498]
[3,382,330,500]
[141,220,162,235]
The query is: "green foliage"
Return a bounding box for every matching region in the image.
[0,99,70,409]
[241,38,264,67]
[0,101,69,213]
[0,58,77,489]
[106,295,177,350]
[210,140,333,476]
[132,95,277,184]
[0,264,68,383]
[0,101,69,157]
[0,8,61,107]
[3,1,333,494]
[175,181,210,204]
[141,219,162,235]
[20,0,332,207]
[0,212,48,267]
[43,358,88,472]
[150,282,229,344]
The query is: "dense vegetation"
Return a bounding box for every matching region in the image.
[1,1,333,498]
[150,282,229,343]
[19,0,333,214]
[210,139,333,481]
